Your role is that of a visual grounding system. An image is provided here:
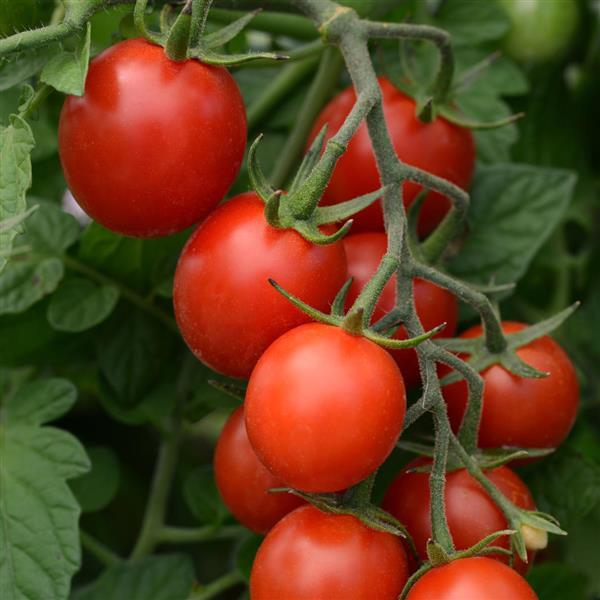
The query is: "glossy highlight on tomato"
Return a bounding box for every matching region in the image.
[343,233,458,387]
[59,38,247,237]
[383,459,535,574]
[250,505,409,600]
[214,407,303,534]
[173,192,347,379]
[443,322,579,450]
[245,323,406,492]
[406,557,537,600]
[309,77,475,236]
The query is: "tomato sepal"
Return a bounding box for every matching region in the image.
[397,440,555,471]
[268,487,414,542]
[438,303,579,384]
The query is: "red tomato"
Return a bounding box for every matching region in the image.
[443,322,579,450]
[406,557,538,600]
[250,505,409,600]
[59,38,246,237]
[343,232,458,388]
[245,323,406,492]
[173,193,347,379]
[214,407,304,534]
[309,77,475,236]
[382,459,535,574]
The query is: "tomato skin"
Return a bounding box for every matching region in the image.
[250,505,409,600]
[498,0,579,64]
[59,38,246,237]
[343,233,458,388]
[382,459,535,574]
[173,193,347,379]
[245,323,406,492]
[443,322,579,450]
[214,407,304,534]
[309,78,475,236]
[406,557,538,600]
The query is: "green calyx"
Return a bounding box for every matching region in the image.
[248,131,385,245]
[133,0,287,65]
[397,440,554,472]
[268,278,443,351]
[437,302,579,384]
[268,485,415,544]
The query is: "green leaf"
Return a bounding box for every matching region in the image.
[0,204,37,235]
[24,200,80,254]
[98,380,177,427]
[0,300,62,366]
[0,257,63,314]
[0,377,90,600]
[184,466,228,526]
[70,446,120,513]
[435,0,510,46]
[527,563,588,600]
[449,164,576,286]
[526,446,600,530]
[71,554,195,600]
[47,277,119,332]
[454,92,518,163]
[78,222,186,293]
[0,114,35,274]
[40,23,91,96]
[97,309,174,405]
[454,48,529,98]
[0,46,60,92]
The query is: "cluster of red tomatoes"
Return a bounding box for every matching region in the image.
[59,37,579,599]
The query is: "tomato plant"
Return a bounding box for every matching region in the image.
[383,459,535,574]
[343,232,458,387]
[406,557,538,599]
[245,323,406,492]
[214,406,304,534]
[0,1,597,599]
[173,192,347,378]
[308,77,475,236]
[443,322,579,450]
[59,38,247,237]
[250,505,409,599]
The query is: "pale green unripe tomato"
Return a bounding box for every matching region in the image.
[497,0,580,63]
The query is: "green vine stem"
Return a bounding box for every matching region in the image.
[80,531,121,567]
[130,418,182,559]
[190,571,244,600]
[158,525,245,544]
[270,45,344,188]
[247,54,321,129]
[209,7,316,39]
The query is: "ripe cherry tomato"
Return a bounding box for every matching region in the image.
[498,0,579,64]
[382,459,535,574]
[343,232,458,388]
[443,322,579,450]
[59,38,246,237]
[173,192,347,379]
[214,407,304,534]
[245,323,406,492]
[308,77,475,236]
[406,557,537,600]
[250,505,409,600]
